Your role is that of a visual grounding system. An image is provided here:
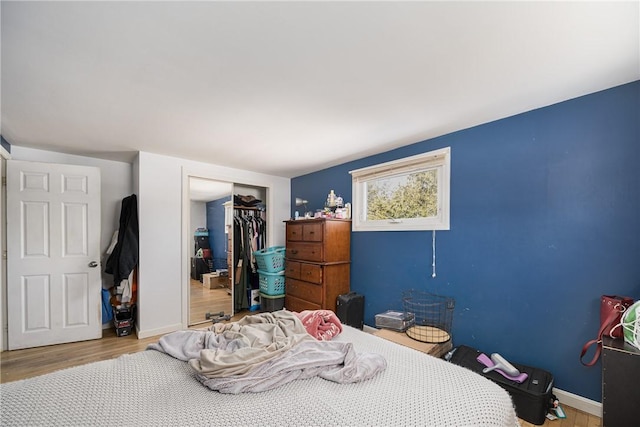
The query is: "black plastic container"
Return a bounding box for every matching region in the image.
[260,293,285,312]
[113,305,135,337]
[447,345,554,425]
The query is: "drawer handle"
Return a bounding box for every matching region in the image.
[290,249,299,254]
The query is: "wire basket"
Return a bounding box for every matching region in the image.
[402,290,455,344]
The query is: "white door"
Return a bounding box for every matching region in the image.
[7,160,101,350]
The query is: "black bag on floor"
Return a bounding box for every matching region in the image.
[447,345,554,425]
[336,292,364,330]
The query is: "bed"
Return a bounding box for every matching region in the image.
[1,311,518,426]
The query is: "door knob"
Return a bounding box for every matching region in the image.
[88,261,99,268]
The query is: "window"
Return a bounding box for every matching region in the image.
[350,147,450,231]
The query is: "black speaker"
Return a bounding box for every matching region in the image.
[336,292,364,330]
[194,235,210,250]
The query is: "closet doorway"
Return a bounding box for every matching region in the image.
[185,177,268,327]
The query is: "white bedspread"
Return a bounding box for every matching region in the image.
[1,324,518,427]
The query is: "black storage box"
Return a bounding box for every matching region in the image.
[113,305,135,337]
[448,345,554,425]
[260,293,285,312]
[336,292,364,330]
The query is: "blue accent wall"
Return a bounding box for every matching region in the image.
[206,196,230,270]
[291,81,640,402]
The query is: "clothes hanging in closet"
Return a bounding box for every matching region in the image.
[232,209,266,312]
[105,194,139,305]
[105,194,139,285]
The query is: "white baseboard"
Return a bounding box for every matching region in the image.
[136,323,182,339]
[552,388,602,417]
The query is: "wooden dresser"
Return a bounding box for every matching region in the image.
[284,218,351,313]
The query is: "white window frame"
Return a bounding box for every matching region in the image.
[350,147,450,232]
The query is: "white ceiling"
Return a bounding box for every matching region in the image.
[1,1,638,178]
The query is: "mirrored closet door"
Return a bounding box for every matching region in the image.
[188,177,233,326]
[187,179,267,326]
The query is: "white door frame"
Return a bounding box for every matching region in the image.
[180,166,271,329]
[0,146,11,351]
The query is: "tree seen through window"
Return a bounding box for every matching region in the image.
[366,169,438,220]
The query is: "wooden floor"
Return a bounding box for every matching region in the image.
[188,277,232,326]
[0,286,602,427]
[1,278,238,384]
[519,410,601,427]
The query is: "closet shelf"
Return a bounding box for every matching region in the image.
[234,206,262,210]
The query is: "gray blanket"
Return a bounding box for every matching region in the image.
[148,310,387,393]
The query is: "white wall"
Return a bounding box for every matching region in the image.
[190,201,206,245]
[136,151,290,338]
[2,148,290,340]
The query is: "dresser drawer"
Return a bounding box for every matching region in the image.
[284,261,321,283]
[286,242,323,262]
[284,260,301,280]
[286,222,323,242]
[285,294,321,312]
[286,223,304,241]
[302,222,323,241]
[286,278,322,305]
[299,263,322,284]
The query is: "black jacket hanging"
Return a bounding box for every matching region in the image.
[105,194,139,285]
